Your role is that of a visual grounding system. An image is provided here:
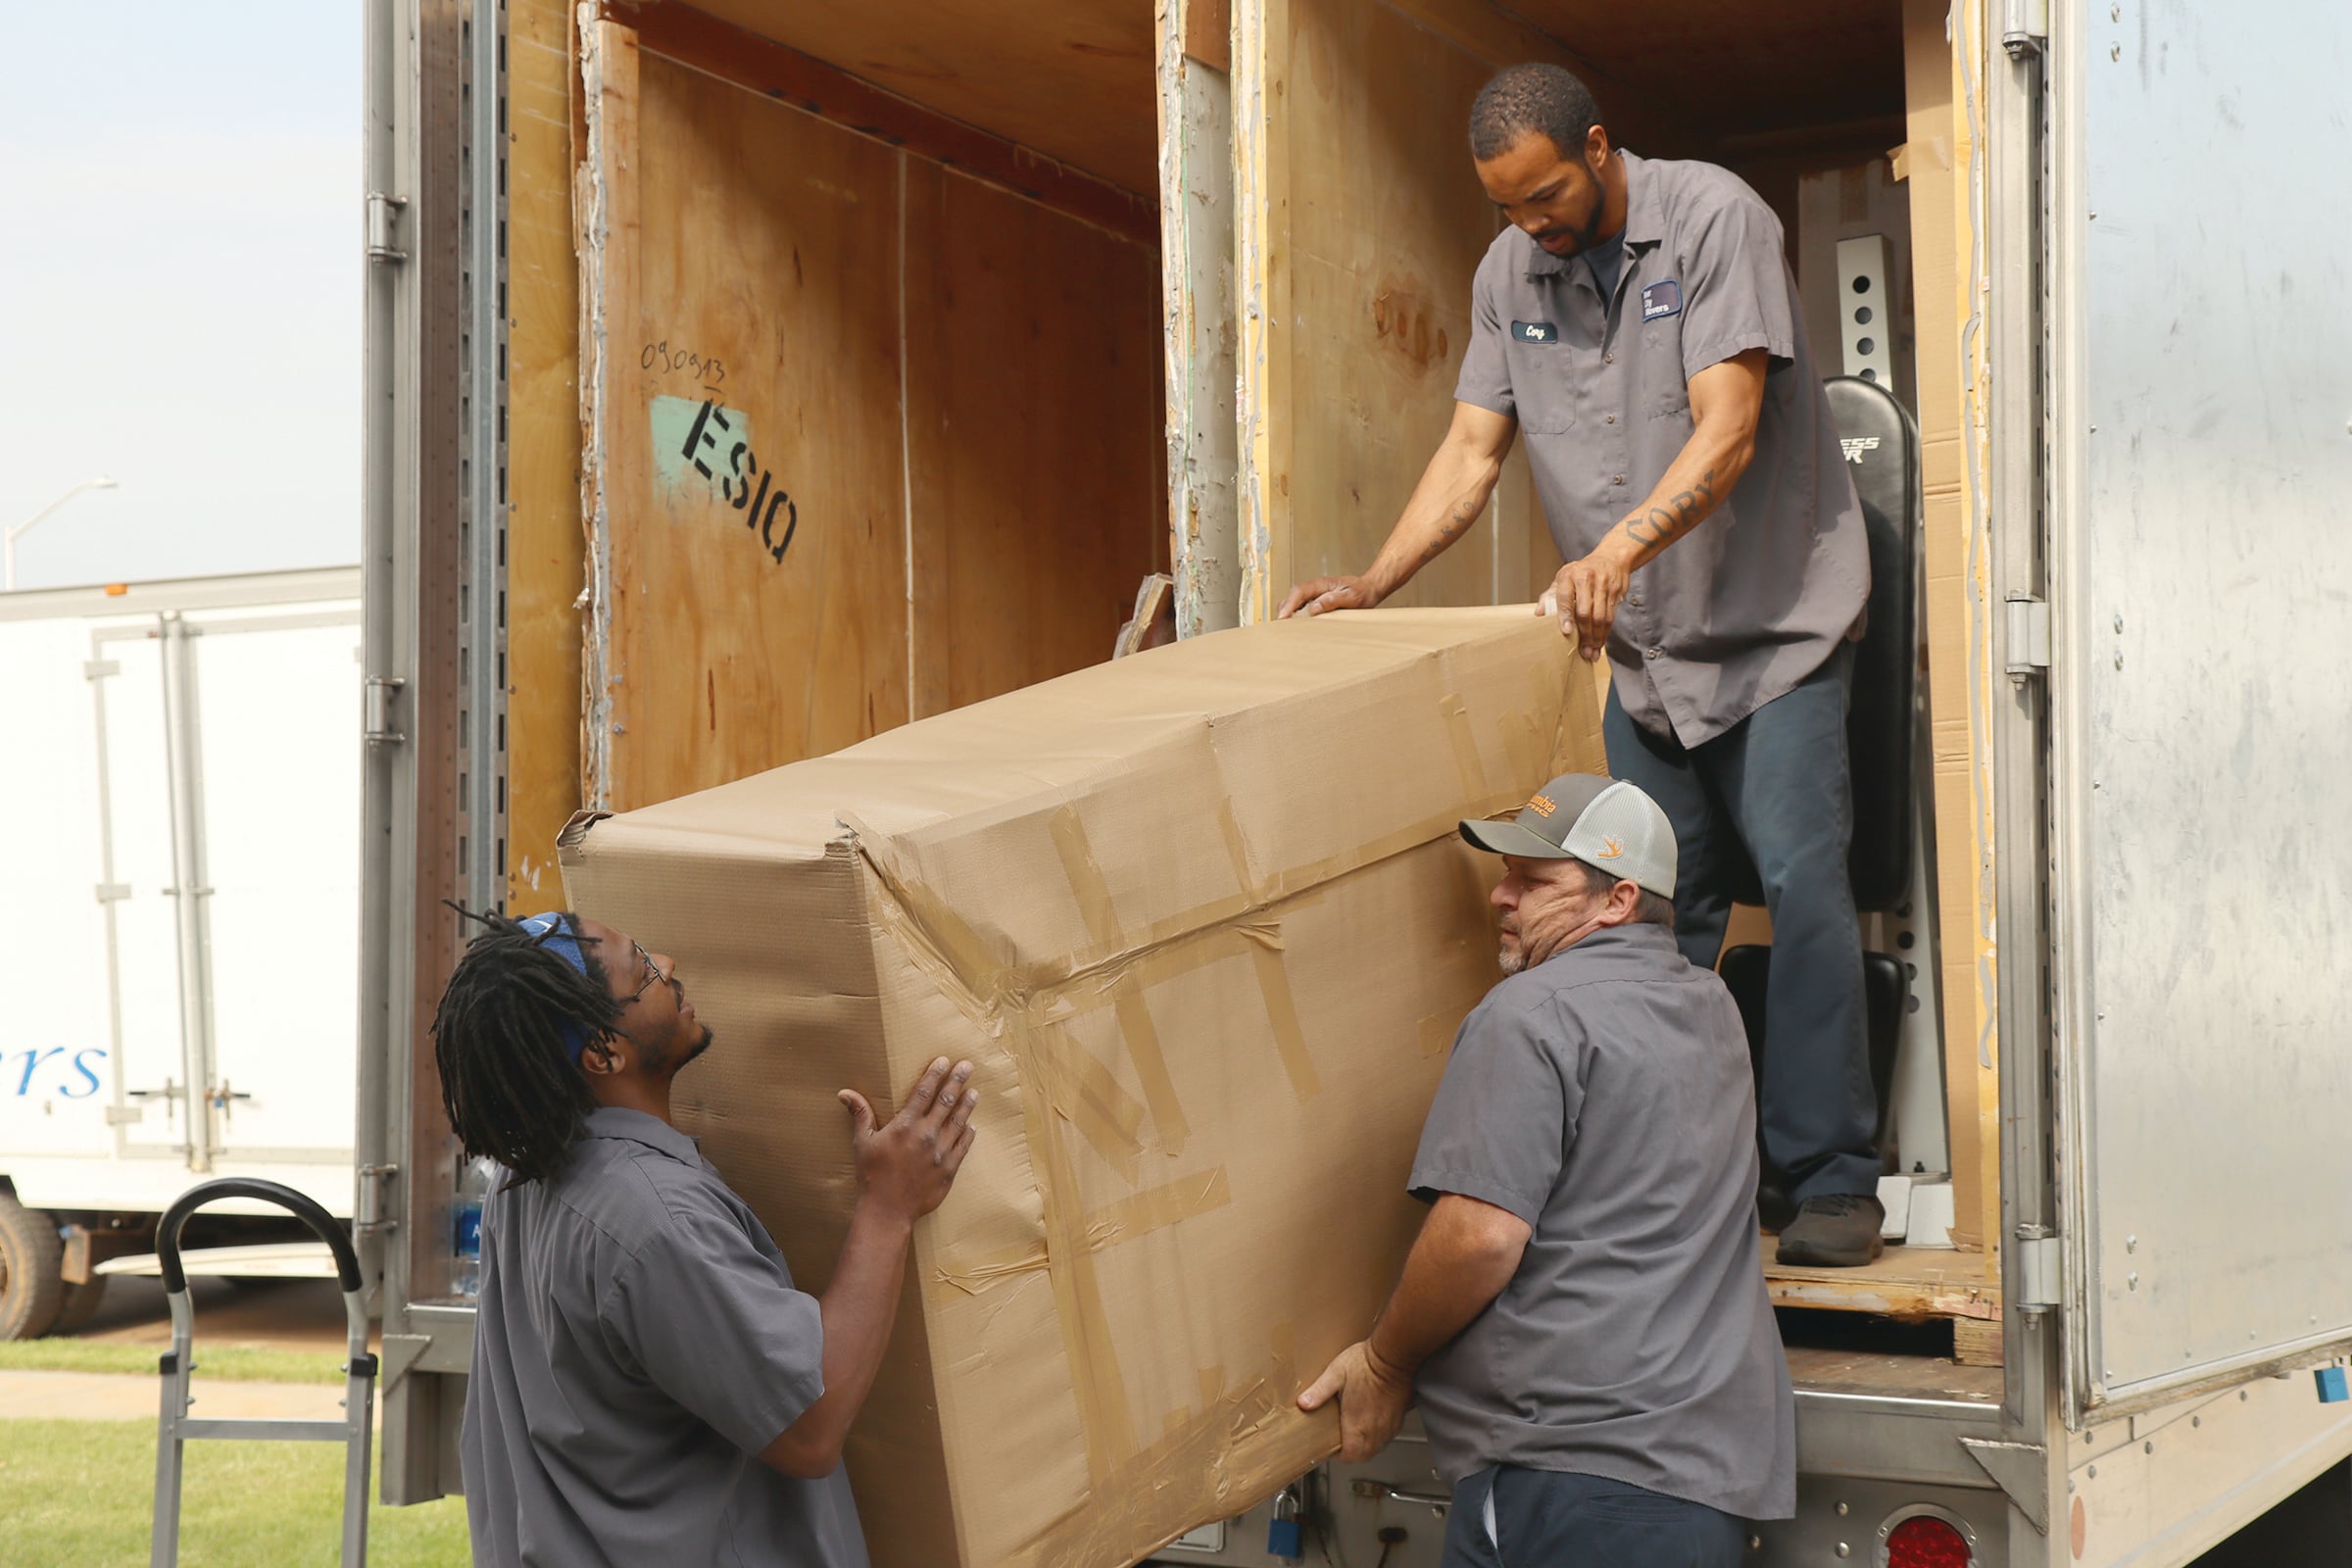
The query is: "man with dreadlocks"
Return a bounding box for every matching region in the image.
[434,908,978,1568]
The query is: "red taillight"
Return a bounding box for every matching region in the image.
[1886,1514,1974,1568]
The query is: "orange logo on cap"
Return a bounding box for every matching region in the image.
[1595,836,1625,859]
[1526,794,1557,817]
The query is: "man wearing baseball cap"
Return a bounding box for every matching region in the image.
[1300,774,1792,1565]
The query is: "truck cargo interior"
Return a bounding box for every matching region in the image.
[523,0,1998,1393]
[568,0,1171,815]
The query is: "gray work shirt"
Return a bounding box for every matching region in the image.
[1455,151,1870,749]
[462,1107,868,1568]
[1408,922,1795,1520]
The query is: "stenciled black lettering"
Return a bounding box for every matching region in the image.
[762,491,799,564]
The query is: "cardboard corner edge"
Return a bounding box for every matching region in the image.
[557,808,613,859]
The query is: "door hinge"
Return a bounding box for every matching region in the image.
[2005,594,2051,677]
[356,1163,401,1234]
[2015,1228,2061,1311]
[366,192,409,264]
[84,658,120,680]
[94,882,131,903]
[364,675,408,746]
[105,1104,145,1126]
[2001,0,2049,58]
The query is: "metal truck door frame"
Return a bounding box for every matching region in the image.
[362,0,504,1507]
[2045,0,2352,1420]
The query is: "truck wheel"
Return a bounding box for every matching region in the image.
[50,1275,108,1336]
[0,1194,65,1340]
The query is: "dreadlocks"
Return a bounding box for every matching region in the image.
[431,907,623,1185]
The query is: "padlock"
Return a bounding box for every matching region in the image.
[1266,1486,1303,1560]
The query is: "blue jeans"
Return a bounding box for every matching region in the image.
[1602,645,1880,1202]
[1441,1467,1747,1568]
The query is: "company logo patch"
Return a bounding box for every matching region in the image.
[1640,279,1684,321]
[1595,836,1625,859]
[1511,319,1559,344]
[1526,793,1558,817]
[1839,436,1882,466]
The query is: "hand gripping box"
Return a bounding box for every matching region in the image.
[558,607,1602,1567]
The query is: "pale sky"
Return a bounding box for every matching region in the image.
[0,1,360,591]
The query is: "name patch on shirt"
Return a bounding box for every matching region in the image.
[1640,279,1685,321]
[1510,319,1559,344]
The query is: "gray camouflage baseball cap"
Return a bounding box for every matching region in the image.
[1459,773,1679,899]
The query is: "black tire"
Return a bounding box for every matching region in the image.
[0,1194,65,1340]
[49,1274,108,1336]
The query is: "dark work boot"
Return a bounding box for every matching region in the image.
[1756,1169,1798,1234]
[1775,1194,1886,1267]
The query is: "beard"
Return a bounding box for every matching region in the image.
[1534,162,1612,256]
[643,1024,714,1077]
[1498,938,1526,977]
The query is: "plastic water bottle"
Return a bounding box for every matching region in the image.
[453,1154,494,1298]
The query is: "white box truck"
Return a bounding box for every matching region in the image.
[0,568,364,1337]
[354,0,2352,1561]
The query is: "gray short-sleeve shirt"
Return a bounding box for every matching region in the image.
[1456,152,1870,749]
[462,1107,869,1568]
[1408,923,1795,1520]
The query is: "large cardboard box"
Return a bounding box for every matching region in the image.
[558,607,1602,1567]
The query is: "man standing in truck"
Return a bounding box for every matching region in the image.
[1300,774,1794,1564]
[1278,62,1883,1265]
[430,908,980,1568]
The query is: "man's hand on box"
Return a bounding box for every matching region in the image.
[1276,575,1383,619]
[1297,1340,1414,1462]
[1538,539,1637,663]
[839,1056,978,1223]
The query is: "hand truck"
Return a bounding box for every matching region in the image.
[149,1176,375,1567]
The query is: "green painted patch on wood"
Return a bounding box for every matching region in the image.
[650,394,748,499]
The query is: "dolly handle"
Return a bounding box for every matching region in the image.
[155,1178,363,1295]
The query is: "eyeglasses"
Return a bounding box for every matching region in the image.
[619,939,669,1005]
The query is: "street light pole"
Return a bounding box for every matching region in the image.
[4,476,119,591]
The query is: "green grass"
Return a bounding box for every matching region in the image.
[0,1341,347,1385]
[0,1418,469,1567]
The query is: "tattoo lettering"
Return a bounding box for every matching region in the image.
[1625,467,1718,550]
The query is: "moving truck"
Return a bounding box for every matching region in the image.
[0,569,364,1338]
[356,0,2352,1561]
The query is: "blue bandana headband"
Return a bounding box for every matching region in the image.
[517,912,597,1063]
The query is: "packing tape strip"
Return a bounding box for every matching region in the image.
[838,812,1012,1002]
[1028,1021,1148,1184]
[1238,925,1321,1104]
[1017,1332,1317,1568]
[1078,1164,1231,1251]
[1552,659,1612,775]
[1217,799,1321,1102]
[1441,692,1490,802]
[931,1164,1232,1295]
[1050,805,1190,1157]
[1029,1054,1137,1486]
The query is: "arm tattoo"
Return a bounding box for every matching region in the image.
[1418,497,1483,565]
[1625,467,1718,550]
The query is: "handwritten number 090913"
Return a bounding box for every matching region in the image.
[642,341,725,386]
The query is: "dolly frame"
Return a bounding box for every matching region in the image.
[149,1177,376,1568]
